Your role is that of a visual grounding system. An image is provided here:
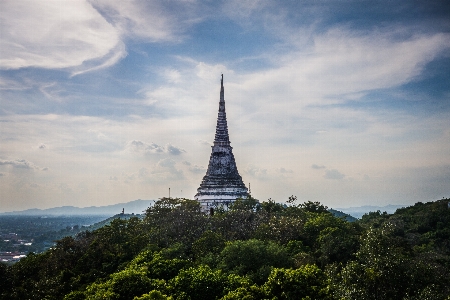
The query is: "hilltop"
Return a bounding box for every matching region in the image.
[1,197,449,299]
[2,198,407,220]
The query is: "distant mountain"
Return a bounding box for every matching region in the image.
[334,204,407,219]
[328,209,358,222]
[0,199,155,216]
[2,200,408,219]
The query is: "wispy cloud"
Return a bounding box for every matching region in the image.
[278,167,293,174]
[0,0,201,75]
[245,164,269,180]
[0,1,120,70]
[90,0,196,42]
[70,42,127,77]
[126,140,185,156]
[312,164,326,170]
[150,158,184,180]
[126,140,165,154]
[0,159,41,170]
[237,29,450,113]
[184,161,206,174]
[166,144,186,155]
[324,169,345,180]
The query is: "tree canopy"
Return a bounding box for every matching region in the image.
[2,197,450,300]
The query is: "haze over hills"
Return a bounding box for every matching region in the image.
[334,204,407,219]
[0,199,155,216]
[1,198,407,219]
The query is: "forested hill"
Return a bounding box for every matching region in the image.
[1,198,449,300]
[328,208,357,222]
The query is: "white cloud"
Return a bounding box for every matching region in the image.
[151,158,184,180]
[0,0,120,70]
[245,164,269,179]
[142,60,232,119]
[0,76,31,91]
[198,140,213,146]
[126,140,165,154]
[163,69,182,83]
[166,144,186,155]
[70,42,127,76]
[0,0,200,74]
[312,164,326,170]
[237,30,450,113]
[125,140,185,155]
[307,30,450,93]
[138,29,450,146]
[188,165,206,174]
[90,0,187,42]
[0,159,38,170]
[324,169,345,180]
[277,167,293,174]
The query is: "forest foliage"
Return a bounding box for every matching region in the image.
[1,197,450,300]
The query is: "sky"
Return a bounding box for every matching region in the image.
[0,0,449,212]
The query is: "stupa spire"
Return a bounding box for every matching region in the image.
[220,74,224,101]
[194,75,249,208]
[214,74,230,146]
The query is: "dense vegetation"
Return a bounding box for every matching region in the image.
[1,197,449,300]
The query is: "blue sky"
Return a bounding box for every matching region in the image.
[1,0,449,212]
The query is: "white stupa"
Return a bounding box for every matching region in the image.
[194,75,249,209]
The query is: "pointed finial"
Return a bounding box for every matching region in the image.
[220,74,225,103]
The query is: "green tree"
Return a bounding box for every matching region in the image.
[192,230,226,258]
[300,201,329,213]
[302,212,351,248]
[146,252,190,280]
[84,268,154,300]
[229,196,260,211]
[124,245,190,281]
[220,284,267,300]
[169,265,228,300]
[63,290,86,300]
[144,198,207,248]
[316,225,360,266]
[264,265,331,300]
[287,195,298,206]
[253,216,304,244]
[218,239,292,284]
[210,209,264,241]
[332,224,410,300]
[134,290,172,300]
[260,198,284,214]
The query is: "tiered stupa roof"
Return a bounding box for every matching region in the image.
[194,75,248,208]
